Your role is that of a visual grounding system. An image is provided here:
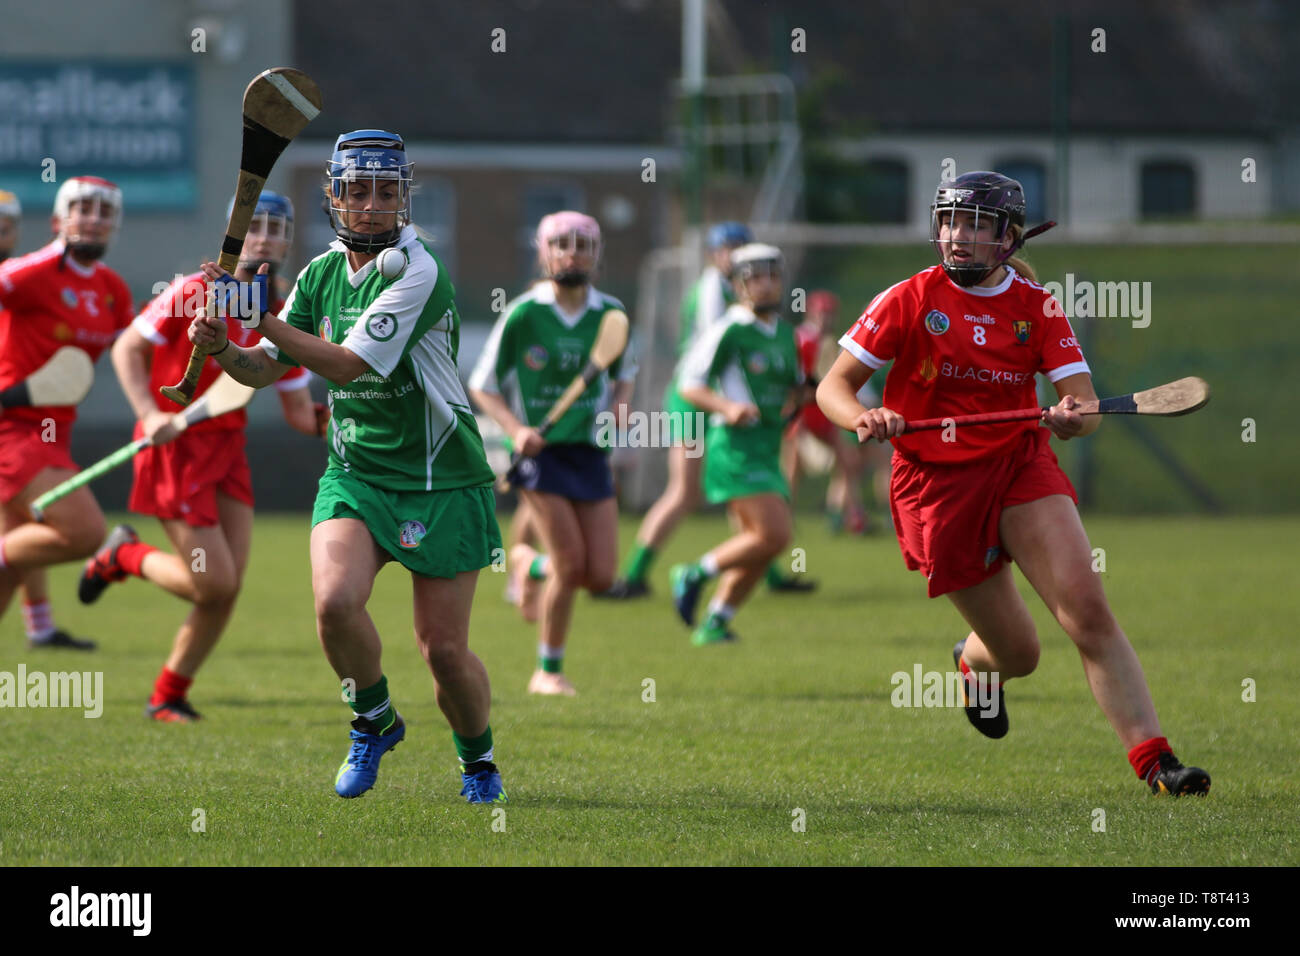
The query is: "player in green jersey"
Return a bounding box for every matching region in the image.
[469,212,636,696]
[668,244,811,646]
[603,222,748,599]
[188,130,506,803]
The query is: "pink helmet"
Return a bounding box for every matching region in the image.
[536,211,601,286]
[536,210,600,248]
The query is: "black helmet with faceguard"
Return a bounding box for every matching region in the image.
[930,171,1029,287]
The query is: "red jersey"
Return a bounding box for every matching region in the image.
[132,271,308,433]
[839,265,1088,464]
[0,240,133,426]
[795,321,821,378]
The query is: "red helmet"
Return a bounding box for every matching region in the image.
[807,290,839,315]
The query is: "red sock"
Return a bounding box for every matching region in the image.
[117,542,158,576]
[1128,736,1172,781]
[150,667,193,706]
[958,656,1004,688]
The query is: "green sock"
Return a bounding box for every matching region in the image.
[539,653,563,674]
[453,725,494,765]
[621,543,656,584]
[351,676,398,733]
[765,563,785,586]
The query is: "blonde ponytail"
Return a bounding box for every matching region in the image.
[1004,225,1037,282]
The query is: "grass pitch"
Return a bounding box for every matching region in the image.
[2,512,1296,866]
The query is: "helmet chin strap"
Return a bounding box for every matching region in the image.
[338,227,401,253]
[943,219,1058,287]
[66,241,107,262]
[552,269,589,288]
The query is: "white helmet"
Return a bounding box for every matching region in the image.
[54,176,122,260]
[730,242,784,280]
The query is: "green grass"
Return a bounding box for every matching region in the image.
[804,243,1300,513]
[1,512,1296,865]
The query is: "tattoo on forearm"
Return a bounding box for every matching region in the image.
[233,351,264,375]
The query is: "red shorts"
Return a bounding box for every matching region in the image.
[889,427,1076,598]
[0,418,78,504]
[129,427,253,527]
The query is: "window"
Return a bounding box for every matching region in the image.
[993,159,1048,223]
[859,159,909,224]
[805,156,907,223]
[1140,161,1196,219]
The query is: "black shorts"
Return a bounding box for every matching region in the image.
[514,443,614,501]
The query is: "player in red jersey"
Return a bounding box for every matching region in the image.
[784,289,886,535]
[0,188,99,650]
[817,171,1210,797]
[1,188,90,649]
[79,191,322,722]
[0,177,135,647]
[0,190,18,263]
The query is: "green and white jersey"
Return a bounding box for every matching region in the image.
[677,303,802,464]
[468,283,638,448]
[262,225,495,492]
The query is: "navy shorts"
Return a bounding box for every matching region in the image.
[514,443,614,501]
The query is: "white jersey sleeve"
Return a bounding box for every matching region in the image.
[677,313,731,390]
[696,266,729,333]
[341,245,440,379]
[467,308,512,395]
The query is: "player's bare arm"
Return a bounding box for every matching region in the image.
[678,383,757,426]
[187,314,290,389]
[278,385,325,437]
[781,381,816,420]
[469,387,544,457]
[1042,371,1100,440]
[609,378,634,426]
[817,350,904,441]
[111,326,182,446]
[195,260,369,386]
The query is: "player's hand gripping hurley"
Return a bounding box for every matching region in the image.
[856,376,1210,441]
[161,68,322,406]
[500,309,630,490]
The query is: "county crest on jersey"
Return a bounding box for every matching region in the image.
[264,225,495,492]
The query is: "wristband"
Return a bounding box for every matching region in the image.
[211,339,230,356]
